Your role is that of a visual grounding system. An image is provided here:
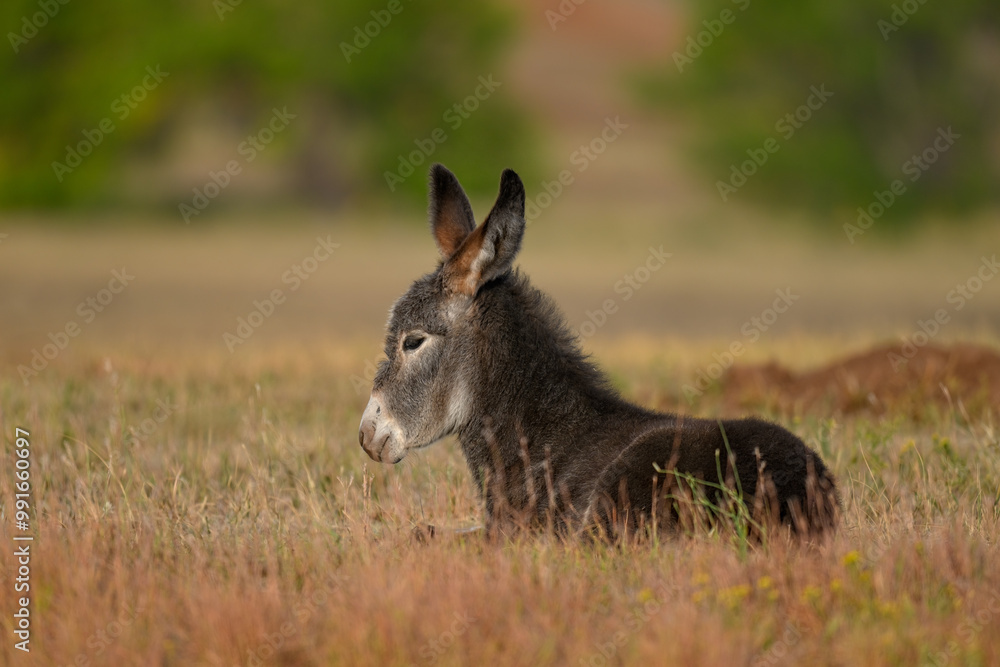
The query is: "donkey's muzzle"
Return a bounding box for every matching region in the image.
[358,394,402,463]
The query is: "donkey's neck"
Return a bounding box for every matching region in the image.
[456,273,637,477]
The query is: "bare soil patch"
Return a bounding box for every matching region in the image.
[723,343,1000,419]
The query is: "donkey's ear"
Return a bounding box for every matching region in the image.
[429,164,476,259]
[442,168,525,296]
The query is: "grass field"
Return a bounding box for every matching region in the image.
[1,340,999,666]
[2,221,1000,666]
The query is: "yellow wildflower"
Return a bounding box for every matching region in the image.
[841,550,860,567]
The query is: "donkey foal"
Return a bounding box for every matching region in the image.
[359,164,838,538]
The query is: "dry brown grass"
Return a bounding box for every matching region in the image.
[2,340,999,667]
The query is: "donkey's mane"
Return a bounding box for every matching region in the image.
[477,268,625,405]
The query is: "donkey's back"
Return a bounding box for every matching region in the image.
[575,412,838,535]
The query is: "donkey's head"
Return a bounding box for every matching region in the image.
[358,164,526,463]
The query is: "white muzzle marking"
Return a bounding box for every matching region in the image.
[358,394,406,463]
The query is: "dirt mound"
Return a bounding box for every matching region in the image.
[723,343,1000,418]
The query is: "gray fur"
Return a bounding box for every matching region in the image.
[359,164,839,537]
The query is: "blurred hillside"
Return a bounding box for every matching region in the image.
[3,0,996,227]
[636,0,1000,224]
[0,0,532,209]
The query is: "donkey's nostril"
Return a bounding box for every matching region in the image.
[359,396,383,462]
[359,418,378,461]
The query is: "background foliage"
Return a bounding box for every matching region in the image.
[3,0,998,230]
[638,0,1000,224]
[0,0,532,209]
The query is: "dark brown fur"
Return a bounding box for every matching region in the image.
[359,164,839,539]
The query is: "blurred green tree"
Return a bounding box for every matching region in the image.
[638,0,1000,226]
[0,0,533,210]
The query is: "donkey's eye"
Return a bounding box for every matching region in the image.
[402,334,426,352]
